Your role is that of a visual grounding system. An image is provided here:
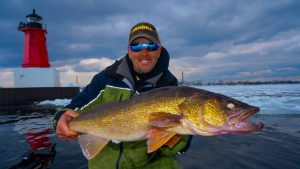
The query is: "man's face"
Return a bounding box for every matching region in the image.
[128,38,162,74]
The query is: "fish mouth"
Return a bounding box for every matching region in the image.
[220,107,264,134]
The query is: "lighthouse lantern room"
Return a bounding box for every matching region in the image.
[14,9,60,87]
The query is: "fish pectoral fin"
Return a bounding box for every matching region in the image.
[147,128,176,153]
[78,134,109,160]
[149,112,182,128]
[165,135,182,148]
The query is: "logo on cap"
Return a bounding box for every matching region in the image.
[131,25,154,33]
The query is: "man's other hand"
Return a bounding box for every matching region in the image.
[56,109,79,140]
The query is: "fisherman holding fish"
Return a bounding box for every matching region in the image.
[53,22,193,169]
[54,22,264,169]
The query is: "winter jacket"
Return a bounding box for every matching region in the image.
[53,48,192,169]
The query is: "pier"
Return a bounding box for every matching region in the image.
[0,87,79,107]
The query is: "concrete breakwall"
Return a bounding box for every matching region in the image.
[0,87,79,107]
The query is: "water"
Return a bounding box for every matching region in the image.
[197,84,300,115]
[1,84,300,169]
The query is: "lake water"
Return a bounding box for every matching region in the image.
[1,84,300,169]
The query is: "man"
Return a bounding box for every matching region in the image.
[53,22,191,169]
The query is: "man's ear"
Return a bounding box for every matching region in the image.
[157,47,162,57]
[128,48,132,59]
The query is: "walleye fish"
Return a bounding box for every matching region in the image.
[69,86,263,159]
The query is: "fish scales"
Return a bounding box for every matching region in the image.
[69,86,263,159]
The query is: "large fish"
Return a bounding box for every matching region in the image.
[69,86,263,159]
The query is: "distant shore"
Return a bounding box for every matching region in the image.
[184,80,300,86]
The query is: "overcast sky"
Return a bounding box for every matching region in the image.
[1,0,300,87]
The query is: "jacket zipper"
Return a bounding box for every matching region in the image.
[116,78,135,169]
[116,142,123,169]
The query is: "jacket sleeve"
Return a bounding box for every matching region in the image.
[53,71,107,130]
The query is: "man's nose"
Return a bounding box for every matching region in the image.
[140,48,148,56]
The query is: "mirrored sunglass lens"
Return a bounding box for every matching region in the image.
[146,43,158,51]
[130,44,142,52]
[129,43,159,52]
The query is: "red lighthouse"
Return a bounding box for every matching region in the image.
[18,9,50,68]
[14,9,59,88]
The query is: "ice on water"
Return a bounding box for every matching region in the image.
[197,84,300,115]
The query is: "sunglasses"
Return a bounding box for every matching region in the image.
[129,43,160,52]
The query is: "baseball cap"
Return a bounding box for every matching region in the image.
[128,22,161,45]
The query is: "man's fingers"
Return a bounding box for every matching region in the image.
[58,134,78,140]
[59,116,78,136]
[57,126,78,140]
[57,127,78,137]
[65,110,79,118]
[55,110,79,140]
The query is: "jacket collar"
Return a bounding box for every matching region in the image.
[106,47,171,89]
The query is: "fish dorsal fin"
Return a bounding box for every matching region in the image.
[149,112,182,128]
[78,134,109,159]
[165,135,182,148]
[147,128,175,153]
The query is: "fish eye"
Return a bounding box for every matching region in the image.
[227,103,236,109]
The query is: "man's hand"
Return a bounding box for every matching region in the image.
[56,109,79,140]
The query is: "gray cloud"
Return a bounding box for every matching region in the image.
[0,0,299,86]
